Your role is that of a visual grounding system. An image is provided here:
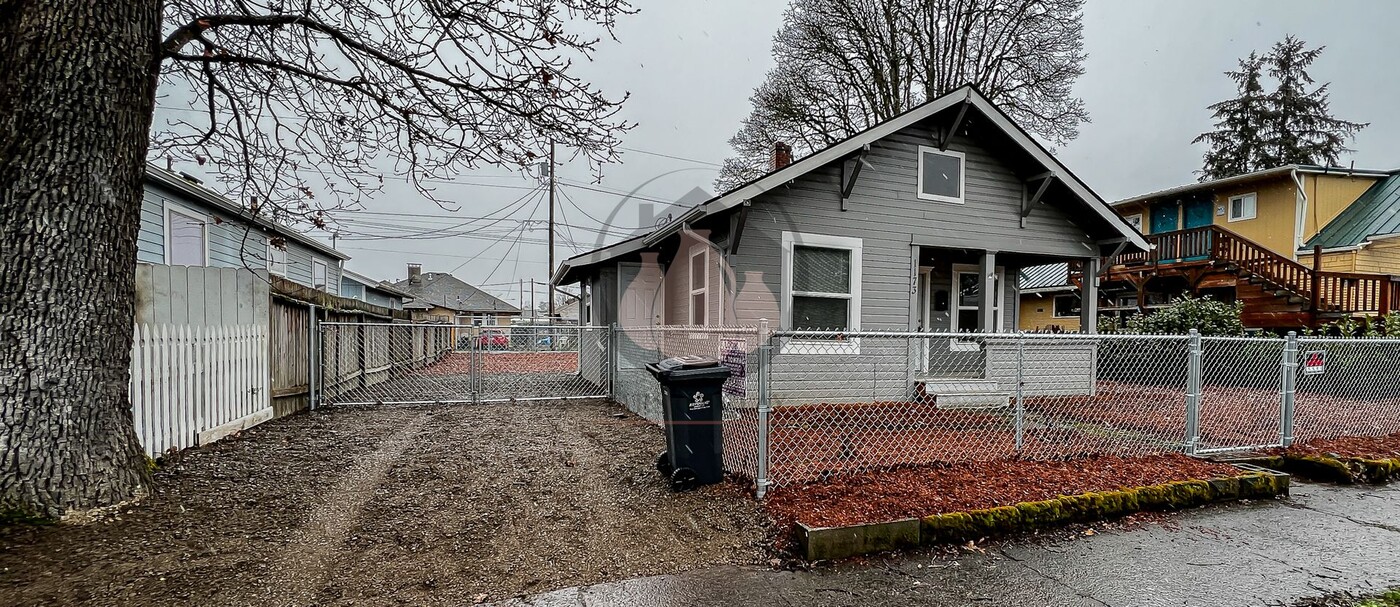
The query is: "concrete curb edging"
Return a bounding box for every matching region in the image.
[796,467,1289,561]
[1240,454,1400,485]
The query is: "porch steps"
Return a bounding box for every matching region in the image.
[914,378,1010,410]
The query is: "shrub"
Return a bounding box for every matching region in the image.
[1124,295,1245,336]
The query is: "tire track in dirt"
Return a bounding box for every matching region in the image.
[230,411,431,606]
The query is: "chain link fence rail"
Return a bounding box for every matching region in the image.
[319,322,610,406]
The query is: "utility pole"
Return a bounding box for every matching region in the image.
[547,140,556,320]
[530,278,537,319]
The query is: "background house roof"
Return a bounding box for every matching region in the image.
[342,268,413,298]
[1306,172,1400,250]
[391,272,520,314]
[1019,263,1075,292]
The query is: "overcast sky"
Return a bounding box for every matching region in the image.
[168,0,1400,308]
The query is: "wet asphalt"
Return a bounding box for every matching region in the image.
[499,481,1400,607]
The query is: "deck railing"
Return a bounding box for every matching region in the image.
[1106,225,1400,315]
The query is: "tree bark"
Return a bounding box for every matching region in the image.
[1,1,163,517]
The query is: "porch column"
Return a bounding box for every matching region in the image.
[980,250,998,333]
[1080,257,1100,334]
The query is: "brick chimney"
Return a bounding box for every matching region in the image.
[773,141,793,170]
[408,263,422,285]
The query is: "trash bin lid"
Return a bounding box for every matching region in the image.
[657,355,720,371]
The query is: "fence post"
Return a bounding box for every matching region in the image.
[470,324,480,404]
[308,304,319,410]
[608,322,619,400]
[1185,329,1202,454]
[1280,330,1298,447]
[1015,331,1026,452]
[755,318,772,499]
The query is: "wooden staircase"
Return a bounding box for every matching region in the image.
[1101,225,1400,328]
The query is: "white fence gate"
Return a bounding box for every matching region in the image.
[129,324,271,457]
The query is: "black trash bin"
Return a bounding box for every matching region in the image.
[646,355,731,491]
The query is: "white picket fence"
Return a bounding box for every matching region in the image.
[129,324,272,458]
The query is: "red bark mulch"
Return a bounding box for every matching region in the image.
[764,453,1239,531]
[1279,431,1400,461]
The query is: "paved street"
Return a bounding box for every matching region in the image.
[502,482,1400,607]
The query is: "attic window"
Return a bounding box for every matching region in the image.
[917,146,965,204]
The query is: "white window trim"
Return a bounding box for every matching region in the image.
[312,258,329,292]
[266,241,288,276]
[916,146,966,204]
[1228,192,1257,222]
[949,263,1005,351]
[688,244,709,327]
[162,200,209,267]
[1123,213,1144,233]
[780,231,862,355]
[1052,293,1080,319]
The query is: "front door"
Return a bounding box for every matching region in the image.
[1182,198,1214,261]
[1150,202,1179,234]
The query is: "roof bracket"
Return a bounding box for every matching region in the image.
[729,200,751,255]
[1021,172,1055,225]
[841,145,872,210]
[939,99,971,151]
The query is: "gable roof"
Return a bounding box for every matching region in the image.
[554,84,1148,285]
[1305,172,1400,250]
[145,165,351,261]
[391,272,520,314]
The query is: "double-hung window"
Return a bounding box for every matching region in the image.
[266,242,288,276]
[689,245,709,326]
[781,232,862,353]
[917,146,966,204]
[1228,193,1257,221]
[164,202,208,267]
[312,259,328,291]
[1124,213,1144,233]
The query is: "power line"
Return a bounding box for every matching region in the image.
[618,146,723,168]
[557,180,694,207]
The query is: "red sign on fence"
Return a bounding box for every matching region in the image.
[1302,350,1327,376]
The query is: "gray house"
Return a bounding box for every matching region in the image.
[139,165,349,294]
[340,268,409,310]
[392,264,521,325]
[553,85,1148,409]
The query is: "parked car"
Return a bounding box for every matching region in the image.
[479,329,509,350]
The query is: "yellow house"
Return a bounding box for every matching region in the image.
[1111,165,1386,261]
[1087,164,1400,329]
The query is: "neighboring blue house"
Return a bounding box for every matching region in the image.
[139,165,349,294]
[340,268,409,310]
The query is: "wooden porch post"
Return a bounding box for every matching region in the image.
[980,250,998,333]
[1310,244,1323,316]
[1080,257,1100,334]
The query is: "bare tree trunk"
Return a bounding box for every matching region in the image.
[1,1,162,517]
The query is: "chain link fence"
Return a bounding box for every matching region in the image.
[316,321,1400,498]
[318,322,610,406]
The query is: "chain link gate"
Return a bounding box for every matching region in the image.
[317,322,612,406]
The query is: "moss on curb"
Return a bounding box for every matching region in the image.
[797,469,1289,560]
[1239,454,1400,485]
[920,471,1287,545]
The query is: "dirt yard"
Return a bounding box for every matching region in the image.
[0,401,770,606]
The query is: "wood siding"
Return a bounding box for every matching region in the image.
[139,180,342,295]
[1303,174,1382,240]
[1209,177,1298,258]
[1353,239,1400,275]
[728,121,1095,331]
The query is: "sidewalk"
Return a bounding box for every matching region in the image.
[500,482,1400,607]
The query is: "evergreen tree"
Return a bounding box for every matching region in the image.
[1194,36,1367,181]
[1264,35,1367,167]
[1193,53,1270,181]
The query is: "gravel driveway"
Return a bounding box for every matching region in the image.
[0,401,770,605]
